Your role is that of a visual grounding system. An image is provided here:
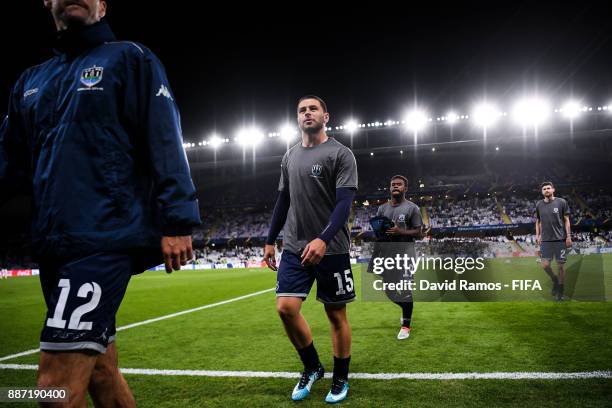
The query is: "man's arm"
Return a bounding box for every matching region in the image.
[129,48,201,272]
[535,204,541,245]
[0,78,30,205]
[263,154,290,270]
[563,200,571,247]
[263,190,290,271]
[564,215,572,247]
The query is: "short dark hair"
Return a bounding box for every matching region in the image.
[391,175,408,187]
[540,181,554,189]
[297,95,327,112]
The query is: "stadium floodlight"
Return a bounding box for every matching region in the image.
[512,97,550,127]
[404,109,428,132]
[344,120,359,134]
[446,111,459,124]
[235,127,264,147]
[472,103,501,128]
[560,100,582,120]
[280,124,297,142]
[208,135,224,149]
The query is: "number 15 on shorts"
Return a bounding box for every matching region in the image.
[334,269,354,295]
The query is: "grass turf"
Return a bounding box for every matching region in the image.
[0,255,610,407]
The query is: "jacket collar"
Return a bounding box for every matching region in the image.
[53,18,116,57]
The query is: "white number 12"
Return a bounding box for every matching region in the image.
[46,279,102,331]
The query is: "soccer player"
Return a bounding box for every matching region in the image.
[0,1,201,406]
[535,182,571,301]
[262,95,357,403]
[374,175,423,339]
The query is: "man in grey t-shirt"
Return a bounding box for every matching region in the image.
[372,175,423,340]
[262,95,357,403]
[535,181,572,300]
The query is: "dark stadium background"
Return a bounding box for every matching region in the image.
[1,1,611,264]
[3,2,612,135]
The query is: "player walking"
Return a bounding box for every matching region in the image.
[373,175,422,339]
[535,182,571,301]
[263,95,357,403]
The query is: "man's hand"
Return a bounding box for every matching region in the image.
[386,225,402,236]
[301,238,327,266]
[161,236,193,273]
[263,244,277,271]
[565,237,572,248]
[536,235,541,246]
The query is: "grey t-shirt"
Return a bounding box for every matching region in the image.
[376,199,423,243]
[535,197,569,241]
[279,137,358,255]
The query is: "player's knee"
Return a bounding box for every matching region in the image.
[325,307,347,328]
[276,302,299,321]
[37,370,58,389]
[91,360,118,386]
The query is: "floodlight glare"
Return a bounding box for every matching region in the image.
[512,97,550,126]
[472,103,501,128]
[344,120,359,134]
[280,124,297,142]
[236,127,264,147]
[560,100,581,120]
[446,111,459,124]
[404,109,428,132]
[208,135,224,149]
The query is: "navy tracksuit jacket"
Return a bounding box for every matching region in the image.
[0,19,201,259]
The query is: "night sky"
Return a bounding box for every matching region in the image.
[3,2,612,141]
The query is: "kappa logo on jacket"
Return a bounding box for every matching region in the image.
[156,84,174,101]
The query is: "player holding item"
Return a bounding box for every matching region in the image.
[535,182,571,301]
[263,95,357,403]
[373,175,422,340]
[0,1,201,406]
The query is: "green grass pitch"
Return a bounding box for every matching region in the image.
[0,255,611,407]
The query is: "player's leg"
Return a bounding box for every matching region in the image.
[324,303,352,358]
[540,242,559,296]
[38,252,134,406]
[276,296,312,349]
[275,251,323,401]
[316,254,355,403]
[395,300,414,340]
[88,341,136,408]
[555,242,568,300]
[382,265,414,338]
[37,350,97,408]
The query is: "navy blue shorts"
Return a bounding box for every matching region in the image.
[276,251,356,304]
[540,241,567,264]
[39,249,161,353]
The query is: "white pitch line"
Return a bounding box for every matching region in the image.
[0,349,41,363]
[0,288,274,363]
[116,287,274,331]
[1,364,610,380]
